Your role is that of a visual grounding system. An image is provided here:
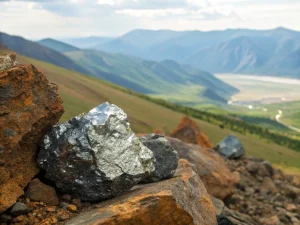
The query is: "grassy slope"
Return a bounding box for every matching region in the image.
[64,49,238,100]
[2,49,300,172]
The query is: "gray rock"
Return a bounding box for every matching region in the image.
[38,102,155,201]
[218,207,258,225]
[215,135,245,159]
[0,214,12,223]
[139,134,178,183]
[10,202,28,216]
[210,195,225,216]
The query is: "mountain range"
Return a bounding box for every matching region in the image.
[0,31,238,104]
[0,32,89,75]
[62,27,300,77]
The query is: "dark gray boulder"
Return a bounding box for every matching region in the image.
[10,202,28,216]
[38,102,155,202]
[215,135,245,159]
[217,207,258,225]
[139,134,178,183]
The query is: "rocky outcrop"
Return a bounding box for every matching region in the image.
[171,116,213,148]
[38,102,155,202]
[167,137,239,200]
[218,207,258,225]
[65,159,217,225]
[0,61,64,213]
[139,134,178,183]
[214,135,245,159]
[225,157,300,225]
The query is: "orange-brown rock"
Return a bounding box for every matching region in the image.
[65,159,217,225]
[167,137,240,200]
[0,62,64,213]
[153,127,166,135]
[171,116,213,148]
[25,179,59,206]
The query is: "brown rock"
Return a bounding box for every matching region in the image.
[57,210,71,221]
[171,116,213,148]
[285,203,297,212]
[0,62,64,213]
[261,177,277,194]
[291,175,300,187]
[167,137,239,200]
[71,199,81,209]
[25,178,59,206]
[65,159,217,225]
[67,204,77,213]
[260,215,280,225]
[45,206,57,213]
[12,215,27,223]
[284,185,300,198]
[153,128,166,135]
[257,162,273,177]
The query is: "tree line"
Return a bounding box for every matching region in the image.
[107,83,300,152]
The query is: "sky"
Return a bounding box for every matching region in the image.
[0,0,300,39]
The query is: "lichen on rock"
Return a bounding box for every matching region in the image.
[0,52,18,72]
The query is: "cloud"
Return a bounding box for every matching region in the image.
[0,0,299,39]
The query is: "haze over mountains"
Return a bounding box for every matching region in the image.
[0,31,238,104]
[61,27,300,77]
[0,32,89,75]
[1,27,299,106]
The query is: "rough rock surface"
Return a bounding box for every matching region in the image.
[0,52,18,72]
[210,196,225,216]
[0,61,64,213]
[218,207,258,225]
[139,134,178,182]
[167,137,239,200]
[170,116,213,148]
[214,135,245,159]
[25,179,59,206]
[225,156,300,225]
[38,102,155,202]
[65,159,217,225]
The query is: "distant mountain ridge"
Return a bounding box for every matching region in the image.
[0,31,238,104]
[89,27,300,77]
[0,32,89,74]
[38,38,79,53]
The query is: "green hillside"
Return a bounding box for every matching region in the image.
[2,49,300,173]
[64,49,238,103]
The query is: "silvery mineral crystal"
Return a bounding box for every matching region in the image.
[140,134,178,183]
[38,102,155,201]
[215,135,245,159]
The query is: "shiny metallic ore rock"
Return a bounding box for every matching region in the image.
[38,102,155,201]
